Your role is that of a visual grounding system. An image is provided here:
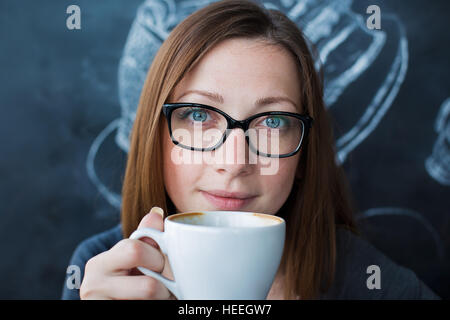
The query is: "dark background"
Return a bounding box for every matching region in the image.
[0,0,449,299]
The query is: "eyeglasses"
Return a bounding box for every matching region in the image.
[162,103,313,158]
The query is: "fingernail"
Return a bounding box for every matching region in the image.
[151,206,164,218]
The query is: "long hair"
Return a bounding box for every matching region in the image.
[121,0,358,299]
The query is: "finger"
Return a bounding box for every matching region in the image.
[97,238,165,275]
[136,207,165,249]
[138,206,164,230]
[160,251,174,282]
[112,276,172,300]
[80,274,173,300]
[135,207,174,283]
[128,249,174,285]
[105,275,173,300]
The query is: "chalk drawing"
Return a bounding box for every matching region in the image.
[86,0,408,208]
[425,98,450,186]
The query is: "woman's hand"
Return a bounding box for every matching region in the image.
[80,207,176,300]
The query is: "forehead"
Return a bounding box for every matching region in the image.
[171,38,301,112]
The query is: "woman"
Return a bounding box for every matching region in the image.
[63,0,439,300]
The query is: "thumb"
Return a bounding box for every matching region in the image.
[136,206,165,250]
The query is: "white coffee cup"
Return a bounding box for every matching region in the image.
[129,210,285,300]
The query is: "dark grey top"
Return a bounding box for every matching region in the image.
[61,225,440,300]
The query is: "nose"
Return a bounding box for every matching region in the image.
[210,128,253,176]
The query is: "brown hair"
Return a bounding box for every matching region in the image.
[121,0,358,299]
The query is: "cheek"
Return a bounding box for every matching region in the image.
[258,156,299,212]
[162,134,204,210]
[163,129,185,204]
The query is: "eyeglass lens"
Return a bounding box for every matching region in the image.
[170,106,304,156]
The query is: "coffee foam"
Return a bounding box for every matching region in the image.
[168,211,282,227]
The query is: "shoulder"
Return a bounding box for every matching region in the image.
[75,224,123,257]
[320,228,440,300]
[61,224,123,300]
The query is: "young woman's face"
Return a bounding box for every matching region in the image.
[162,38,302,215]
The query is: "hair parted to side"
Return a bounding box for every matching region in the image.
[121,0,358,299]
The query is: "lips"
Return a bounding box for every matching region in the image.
[200,190,257,210]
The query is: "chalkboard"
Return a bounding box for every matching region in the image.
[0,0,448,299]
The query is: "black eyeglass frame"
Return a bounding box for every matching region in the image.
[162,102,314,158]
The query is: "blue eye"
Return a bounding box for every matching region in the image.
[191,110,208,122]
[178,108,210,122]
[263,116,287,128]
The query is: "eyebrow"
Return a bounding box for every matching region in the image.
[175,89,299,111]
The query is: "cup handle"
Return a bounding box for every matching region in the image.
[129,227,179,299]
